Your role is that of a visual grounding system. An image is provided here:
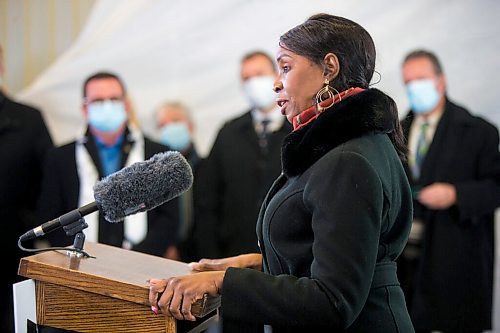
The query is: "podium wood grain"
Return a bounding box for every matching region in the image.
[18,242,219,332]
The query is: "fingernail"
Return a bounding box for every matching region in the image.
[151,306,158,315]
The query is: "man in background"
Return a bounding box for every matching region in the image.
[156,101,200,261]
[156,101,200,168]
[398,49,500,332]
[37,71,180,258]
[195,51,292,259]
[0,44,53,333]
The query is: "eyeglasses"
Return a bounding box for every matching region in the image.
[84,96,124,105]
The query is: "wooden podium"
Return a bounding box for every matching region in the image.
[18,242,220,333]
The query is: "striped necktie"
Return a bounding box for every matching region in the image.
[259,119,271,154]
[413,122,430,179]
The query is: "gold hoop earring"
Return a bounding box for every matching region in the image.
[315,80,339,112]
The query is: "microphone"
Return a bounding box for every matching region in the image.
[94,150,193,222]
[19,151,193,242]
[19,202,98,242]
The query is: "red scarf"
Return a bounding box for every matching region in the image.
[293,87,365,131]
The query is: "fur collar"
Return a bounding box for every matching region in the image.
[282,88,396,177]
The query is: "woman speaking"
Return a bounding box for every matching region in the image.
[149,13,414,332]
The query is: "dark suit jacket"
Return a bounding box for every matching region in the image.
[221,89,414,332]
[0,92,53,333]
[194,111,292,258]
[37,128,180,257]
[401,99,500,331]
[0,94,53,249]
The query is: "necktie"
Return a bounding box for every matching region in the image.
[259,119,271,154]
[413,122,430,179]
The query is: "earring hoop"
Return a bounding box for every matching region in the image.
[369,70,382,86]
[315,80,340,112]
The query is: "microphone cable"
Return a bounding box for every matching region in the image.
[18,238,95,258]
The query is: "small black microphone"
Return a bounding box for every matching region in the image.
[19,151,193,242]
[19,202,98,241]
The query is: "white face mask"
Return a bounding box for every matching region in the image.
[243,75,276,110]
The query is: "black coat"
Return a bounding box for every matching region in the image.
[400,99,500,331]
[0,94,53,250]
[194,111,292,258]
[36,129,180,257]
[0,93,53,333]
[221,89,414,332]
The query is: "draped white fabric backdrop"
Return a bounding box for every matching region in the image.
[16,0,500,156]
[15,1,500,330]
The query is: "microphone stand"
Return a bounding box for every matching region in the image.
[62,218,88,258]
[17,218,94,259]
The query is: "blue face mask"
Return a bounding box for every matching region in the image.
[160,122,191,151]
[87,100,127,132]
[406,79,440,114]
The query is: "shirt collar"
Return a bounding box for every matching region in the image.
[94,132,125,149]
[251,107,284,132]
[415,107,444,128]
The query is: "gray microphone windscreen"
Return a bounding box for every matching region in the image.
[93,151,193,223]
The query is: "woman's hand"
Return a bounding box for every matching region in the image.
[149,271,224,321]
[189,253,262,272]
